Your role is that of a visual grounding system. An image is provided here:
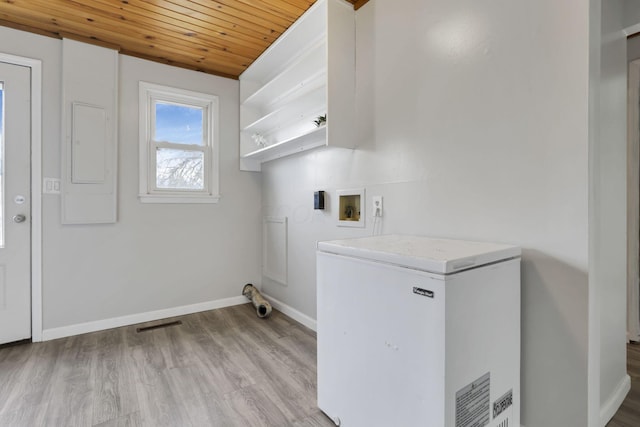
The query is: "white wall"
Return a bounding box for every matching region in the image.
[595,2,629,425]
[624,0,640,29]
[262,0,594,426]
[0,26,263,330]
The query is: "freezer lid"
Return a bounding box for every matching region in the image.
[317,234,521,274]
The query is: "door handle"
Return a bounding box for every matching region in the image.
[12,214,26,223]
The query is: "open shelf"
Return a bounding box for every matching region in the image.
[242,51,326,108]
[239,0,354,172]
[242,86,327,135]
[241,35,326,102]
[241,126,327,170]
[240,69,326,128]
[240,9,326,84]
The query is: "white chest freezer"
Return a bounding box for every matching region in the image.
[316,235,521,427]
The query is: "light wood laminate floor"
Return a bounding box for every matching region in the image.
[607,343,640,426]
[0,304,336,427]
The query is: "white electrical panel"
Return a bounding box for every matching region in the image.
[61,38,118,224]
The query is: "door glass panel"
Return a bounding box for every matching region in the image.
[0,82,4,248]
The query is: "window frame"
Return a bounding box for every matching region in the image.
[139,81,220,203]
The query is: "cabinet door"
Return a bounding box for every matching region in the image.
[317,252,446,427]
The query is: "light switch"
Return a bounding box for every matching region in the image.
[43,178,61,195]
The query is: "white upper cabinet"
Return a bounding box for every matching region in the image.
[239,0,355,171]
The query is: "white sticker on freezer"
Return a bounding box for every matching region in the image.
[455,372,490,427]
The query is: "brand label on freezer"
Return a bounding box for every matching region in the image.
[493,389,513,419]
[455,372,490,427]
[412,287,434,298]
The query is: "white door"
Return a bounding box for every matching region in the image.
[0,61,31,344]
[628,59,640,342]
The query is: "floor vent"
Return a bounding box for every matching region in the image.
[136,320,182,333]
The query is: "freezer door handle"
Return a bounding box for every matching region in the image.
[452,260,476,270]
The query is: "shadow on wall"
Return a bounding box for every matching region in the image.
[520,249,588,427]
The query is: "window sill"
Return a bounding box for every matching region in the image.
[139,194,221,204]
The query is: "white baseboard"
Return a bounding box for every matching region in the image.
[261,292,317,331]
[600,374,631,426]
[41,295,248,341]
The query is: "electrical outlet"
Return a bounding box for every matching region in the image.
[372,196,383,217]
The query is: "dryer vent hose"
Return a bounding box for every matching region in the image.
[242,284,273,318]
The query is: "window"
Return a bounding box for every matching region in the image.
[139,82,219,203]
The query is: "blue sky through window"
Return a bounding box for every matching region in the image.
[154,102,203,145]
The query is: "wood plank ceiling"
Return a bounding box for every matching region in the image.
[0,0,369,79]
